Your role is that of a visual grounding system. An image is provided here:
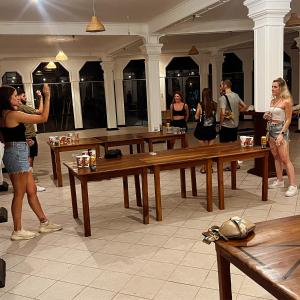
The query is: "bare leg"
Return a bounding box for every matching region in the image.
[9,172,28,231]
[26,171,47,222]
[277,140,296,186]
[269,138,284,181]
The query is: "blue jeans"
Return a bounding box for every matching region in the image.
[3,142,30,174]
[268,123,289,141]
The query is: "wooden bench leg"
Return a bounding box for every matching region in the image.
[141,168,149,224]
[191,167,197,196]
[231,161,237,190]
[180,168,186,198]
[134,175,142,207]
[123,176,129,208]
[68,170,78,218]
[217,158,225,210]
[216,248,232,300]
[262,152,269,201]
[80,177,91,237]
[153,166,162,221]
[206,160,213,212]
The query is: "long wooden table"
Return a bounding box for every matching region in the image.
[215,215,300,300]
[138,143,269,220]
[48,138,101,187]
[64,157,149,237]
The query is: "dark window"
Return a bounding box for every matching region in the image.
[2,72,24,91]
[79,61,107,129]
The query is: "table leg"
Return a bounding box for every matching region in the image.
[148,141,154,152]
[141,168,149,224]
[153,166,162,221]
[181,134,187,148]
[231,161,237,190]
[55,150,63,187]
[123,176,129,208]
[129,145,133,154]
[80,177,91,237]
[68,170,78,218]
[166,139,172,150]
[141,142,145,153]
[134,175,142,207]
[216,248,232,300]
[96,145,100,158]
[50,148,57,180]
[104,144,108,155]
[180,168,186,198]
[262,152,269,201]
[137,144,141,153]
[191,167,197,196]
[217,158,225,210]
[206,159,213,212]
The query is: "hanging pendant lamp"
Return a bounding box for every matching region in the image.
[45,61,57,70]
[86,0,105,32]
[55,50,68,61]
[188,45,199,55]
[285,13,300,27]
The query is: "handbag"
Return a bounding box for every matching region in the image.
[0,207,7,223]
[202,216,255,244]
[223,95,234,121]
[104,149,122,159]
[0,258,6,288]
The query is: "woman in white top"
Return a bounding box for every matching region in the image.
[263,77,297,197]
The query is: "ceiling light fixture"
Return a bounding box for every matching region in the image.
[55,50,68,61]
[285,13,300,27]
[45,61,57,70]
[86,0,105,32]
[188,45,199,55]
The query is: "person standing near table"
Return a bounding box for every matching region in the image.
[263,77,298,197]
[0,84,62,241]
[17,90,45,192]
[169,91,189,149]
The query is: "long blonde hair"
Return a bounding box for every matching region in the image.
[273,77,292,101]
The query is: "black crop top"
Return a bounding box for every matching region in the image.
[1,123,26,142]
[172,104,186,116]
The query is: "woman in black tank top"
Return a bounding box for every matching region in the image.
[0,85,62,241]
[169,91,189,149]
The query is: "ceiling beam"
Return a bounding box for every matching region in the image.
[0,22,148,36]
[148,0,222,33]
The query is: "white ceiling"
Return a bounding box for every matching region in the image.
[0,0,298,59]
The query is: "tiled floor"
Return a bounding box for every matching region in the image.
[0,124,299,300]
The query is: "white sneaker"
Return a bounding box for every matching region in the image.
[11,229,39,241]
[285,185,298,197]
[36,185,46,192]
[39,221,62,233]
[269,179,284,189]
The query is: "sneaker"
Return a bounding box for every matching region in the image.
[285,185,298,197]
[36,185,46,192]
[39,221,62,233]
[11,229,39,241]
[268,179,284,189]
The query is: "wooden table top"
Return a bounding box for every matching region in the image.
[64,156,150,176]
[215,215,300,299]
[94,134,145,143]
[135,143,268,165]
[47,137,101,149]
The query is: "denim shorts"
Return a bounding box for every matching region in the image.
[268,123,289,141]
[3,142,31,174]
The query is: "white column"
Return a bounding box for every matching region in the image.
[140,41,163,131]
[159,55,174,111]
[23,82,34,107]
[244,0,291,112]
[101,57,118,129]
[114,59,129,126]
[210,51,224,102]
[192,53,209,93]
